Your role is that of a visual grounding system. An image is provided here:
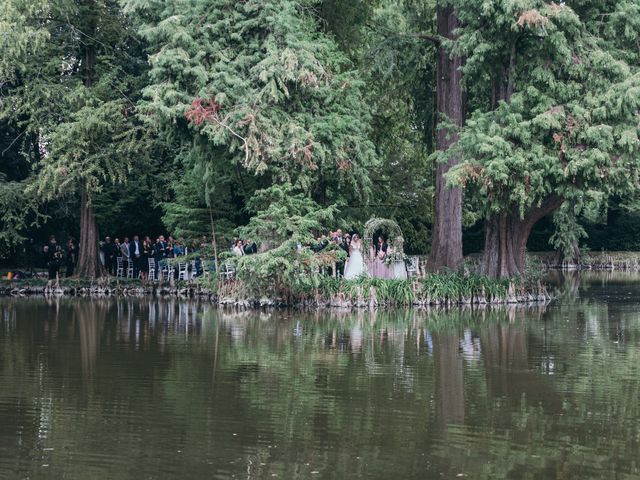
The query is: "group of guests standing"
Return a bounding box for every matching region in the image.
[367,235,407,280]
[311,229,407,280]
[43,235,77,279]
[312,229,351,254]
[42,234,188,280]
[100,235,183,279]
[41,228,406,281]
[231,238,258,256]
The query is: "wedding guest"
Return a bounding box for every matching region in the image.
[312,235,327,253]
[375,236,388,256]
[130,235,142,277]
[65,238,77,277]
[120,237,130,275]
[332,229,348,275]
[102,236,116,275]
[173,241,185,256]
[154,236,166,262]
[166,235,175,258]
[233,239,245,256]
[243,239,257,255]
[391,236,407,280]
[45,235,62,279]
[371,236,388,278]
[141,238,153,279]
[120,237,130,261]
[336,229,349,255]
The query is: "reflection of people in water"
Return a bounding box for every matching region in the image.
[350,326,363,353]
[460,329,482,361]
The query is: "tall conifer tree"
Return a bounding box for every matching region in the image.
[448,0,640,277]
[125,0,378,227]
[0,0,146,277]
[427,1,465,272]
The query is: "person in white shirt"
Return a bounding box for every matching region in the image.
[233,239,245,257]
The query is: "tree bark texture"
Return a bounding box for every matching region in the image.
[75,10,102,278]
[483,196,563,278]
[427,3,465,272]
[75,186,105,278]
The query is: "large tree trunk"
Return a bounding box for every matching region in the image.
[483,196,563,278]
[75,9,102,278]
[75,186,104,278]
[427,3,465,272]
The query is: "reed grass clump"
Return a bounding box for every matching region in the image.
[291,272,548,308]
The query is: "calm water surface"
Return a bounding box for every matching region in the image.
[1,272,640,479]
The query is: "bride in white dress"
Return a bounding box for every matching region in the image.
[344,235,365,280]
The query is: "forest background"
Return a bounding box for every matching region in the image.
[1,0,639,278]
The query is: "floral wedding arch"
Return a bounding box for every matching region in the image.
[363,217,405,263]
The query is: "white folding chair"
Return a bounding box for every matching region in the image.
[222,263,235,280]
[406,256,418,277]
[148,258,156,280]
[178,262,188,281]
[116,257,124,277]
[190,260,198,279]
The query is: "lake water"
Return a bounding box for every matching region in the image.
[1,272,639,479]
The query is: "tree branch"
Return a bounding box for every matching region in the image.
[212,115,250,166]
[417,33,441,46]
[524,194,564,224]
[1,129,26,156]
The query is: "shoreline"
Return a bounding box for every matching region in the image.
[0,277,552,308]
[531,252,640,271]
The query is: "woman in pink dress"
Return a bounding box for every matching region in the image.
[370,236,389,278]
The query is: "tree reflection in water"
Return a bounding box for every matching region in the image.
[1,282,640,479]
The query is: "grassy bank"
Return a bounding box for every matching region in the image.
[0,277,201,297]
[0,272,550,307]
[215,272,549,307]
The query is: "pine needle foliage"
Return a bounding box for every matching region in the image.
[125,0,378,201]
[228,184,344,299]
[1,0,147,201]
[447,0,640,223]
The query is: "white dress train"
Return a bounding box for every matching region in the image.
[344,242,365,279]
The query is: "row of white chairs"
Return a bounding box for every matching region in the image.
[115,257,198,281]
[113,256,416,282]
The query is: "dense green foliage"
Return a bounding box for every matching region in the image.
[124,0,380,244]
[450,1,640,212]
[1,0,639,278]
[1,0,147,197]
[447,0,640,269]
